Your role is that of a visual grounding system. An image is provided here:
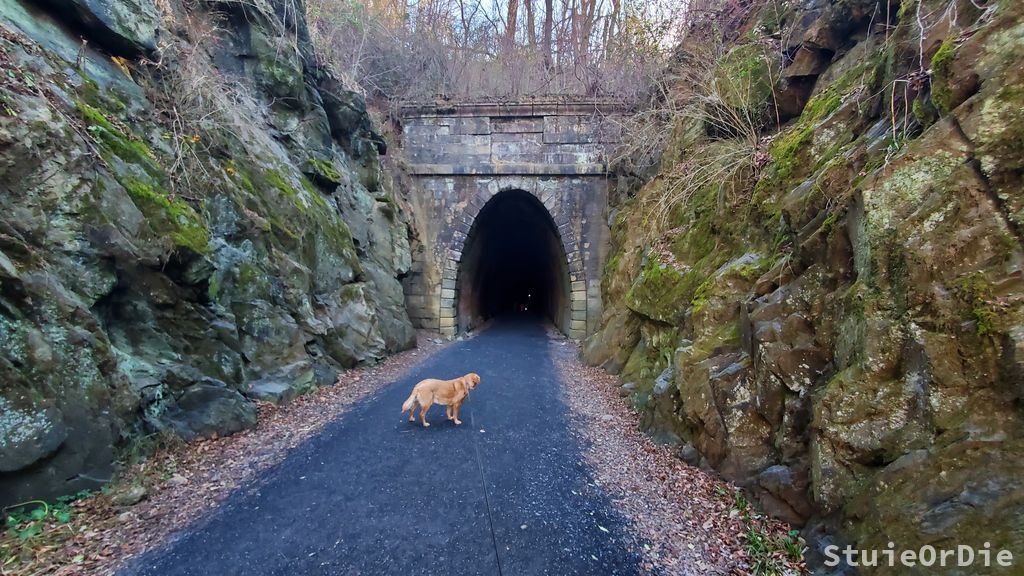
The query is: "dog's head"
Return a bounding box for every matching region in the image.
[464,373,481,390]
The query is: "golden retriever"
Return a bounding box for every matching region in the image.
[401,373,480,427]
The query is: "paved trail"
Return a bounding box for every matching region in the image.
[123,318,642,576]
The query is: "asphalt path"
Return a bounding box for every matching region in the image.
[122,317,642,576]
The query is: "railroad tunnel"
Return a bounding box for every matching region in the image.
[457,190,571,334]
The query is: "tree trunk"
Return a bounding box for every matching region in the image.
[542,0,553,69]
[505,0,519,52]
[525,0,537,48]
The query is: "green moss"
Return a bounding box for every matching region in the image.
[75,72,103,107]
[626,201,746,325]
[302,175,333,212]
[754,53,881,217]
[690,256,768,313]
[754,128,812,215]
[626,259,704,323]
[690,274,715,314]
[971,307,997,336]
[675,322,743,374]
[697,322,741,357]
[820,209,844,236]
[736,258,769,280]
[715,44,777,117]
[306,158,344,185]
[954,273,1000,336]
[896,0,916,21]
[237,262,258,286]
[264,168,301,201]
[754,89,843,204]
[269,217,300,240]
[264,167,335,219]
[339,283,364,304]
[930,36,957,113]
[802,90,844,122]
[671,181,754,261]
[603,252,622,285]
[912,97,938,128]
[774,125,815,181]
[228,162,257,195]
[755,0,791,36]
[76,100,161,177]
[621,325,680,395]
[122,177,210,254]
[225,162,358,269]
[207,271,222,300]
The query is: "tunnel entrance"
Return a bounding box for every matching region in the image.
[457,190,571,334]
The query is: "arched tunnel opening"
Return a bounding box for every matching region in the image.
[457,190,571,333]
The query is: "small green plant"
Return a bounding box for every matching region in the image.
[734,491,749,512]
[729,489,805,575]
[1,491,96,570]
[779,529,803,561]
[3,487,89,532]
[3,490,90,541]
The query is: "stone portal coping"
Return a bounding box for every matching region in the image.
[406,163,608,176]
[399,99,628,118]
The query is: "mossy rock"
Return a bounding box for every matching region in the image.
[843,440,1024,574]
[249,27,305,105]
[713,43,778,129]
[76,100,161,178]
[620,321,680,398]
[120,177,210,254]
[929,35,958,113]
[304,157,347,187]
[625,257,704,324]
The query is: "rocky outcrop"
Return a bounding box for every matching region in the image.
[0,0,414,505]
[39,0,161,56]
[589,0,1024,571]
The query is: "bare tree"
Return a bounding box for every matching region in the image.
[306,0,691,102]
[505,0,520,52]
[525,0,537,47]
[543,0,554,69]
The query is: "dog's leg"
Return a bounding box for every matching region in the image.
[420,400,432,427]
[446,405,453,420]
[408,402,416,422]
[453,402,463,425]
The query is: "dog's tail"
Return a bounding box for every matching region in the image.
[401,392,417,413]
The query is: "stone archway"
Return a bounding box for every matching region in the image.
[451,188,573,334]
[399,101,622,339]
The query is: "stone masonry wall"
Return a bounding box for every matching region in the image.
[399,102,621,339]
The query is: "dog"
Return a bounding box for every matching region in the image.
[401,373,480,427]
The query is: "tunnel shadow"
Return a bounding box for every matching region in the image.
[457,190,571,335]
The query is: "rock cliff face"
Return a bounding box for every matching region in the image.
[587,0,1023,569]
[0,0,414,505]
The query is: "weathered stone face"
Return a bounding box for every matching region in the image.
[0,0,414,505]
[399,102,621,339]
[587,0,1024,569]
[38,0,161,56]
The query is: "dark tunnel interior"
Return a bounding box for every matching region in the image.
[457,190,570,333]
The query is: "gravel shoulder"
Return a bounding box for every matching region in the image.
[549,334,806,575]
